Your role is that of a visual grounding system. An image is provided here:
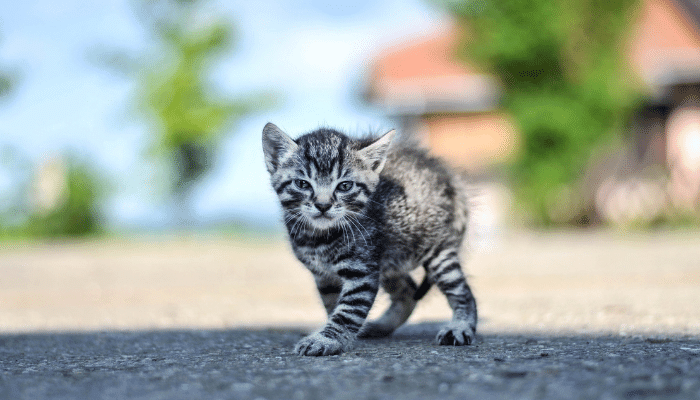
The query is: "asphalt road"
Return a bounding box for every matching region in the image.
[2,323,700,400]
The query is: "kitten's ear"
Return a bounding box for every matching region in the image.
[358,129,396,174]
[262,122,298,174]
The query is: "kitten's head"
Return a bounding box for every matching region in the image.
[262,123,395,231]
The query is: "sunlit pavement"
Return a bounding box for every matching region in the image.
[1,230,699,335]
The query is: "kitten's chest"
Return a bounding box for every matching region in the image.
[292,242,336,264]
[294,249,326,273]
[291,239,354,275]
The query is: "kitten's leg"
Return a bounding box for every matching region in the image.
[296,265,379,356]
[358,272,418,338]
[314,275,342,316]
[426,246,477,345]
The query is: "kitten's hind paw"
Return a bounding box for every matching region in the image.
[358,321,395,339]
[436,321,476,346]
[295,332,346,356]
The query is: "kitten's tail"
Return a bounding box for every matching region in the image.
[413,275,432,301]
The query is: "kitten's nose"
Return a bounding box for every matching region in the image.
[314,202,332,213]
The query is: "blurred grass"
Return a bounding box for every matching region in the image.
[0,157,104,240]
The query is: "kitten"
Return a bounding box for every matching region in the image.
[262,123,477,356]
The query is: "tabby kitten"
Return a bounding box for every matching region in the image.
[262,123,477,356]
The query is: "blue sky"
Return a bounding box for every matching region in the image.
[0,0,449,229]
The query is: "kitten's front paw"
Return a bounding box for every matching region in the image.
[436,321,476,346]
[295,332,346,356]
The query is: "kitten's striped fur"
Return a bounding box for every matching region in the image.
[262,123,477,356]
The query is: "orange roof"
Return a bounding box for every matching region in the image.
[364,25,500,114]
[629,0,700,90]
[365,0,700,114]
[371,26,476,82]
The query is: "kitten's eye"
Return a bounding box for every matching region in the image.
[294,179,310,189]
[336,181,354,192]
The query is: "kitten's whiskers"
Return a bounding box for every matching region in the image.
[345,210,373,240]
[344,215,368,246]
[287,211,307,239]
[341,216,358,245]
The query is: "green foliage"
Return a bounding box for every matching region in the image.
[439,0,642,225]
[0,149,104,240]
[0,32,18,100]
[140,15,237,147]
[2,30,104,239]
[27,159,104,238]
[129,0,274,193]
[0,73,13,99]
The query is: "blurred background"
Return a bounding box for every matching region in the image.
[1,0,699,334]
[0,0,444,236]
[2,0,700,237]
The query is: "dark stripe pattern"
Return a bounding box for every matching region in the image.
[323,271,379,335]
[424,246,477,327]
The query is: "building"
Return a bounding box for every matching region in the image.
[363,25,517,172]
[363,0,700,221]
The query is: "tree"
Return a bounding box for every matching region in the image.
[438,0,641,225]
[27,158,104,238]
[101,0,273,225]
[0,30,23,238]
[0,71,13,99]
[0,31,103,238]
[0,32,17,100]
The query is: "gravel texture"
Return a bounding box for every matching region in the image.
[2,323,699,400]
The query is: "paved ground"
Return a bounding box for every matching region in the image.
[1,230,700,398]
[1,325,699,400]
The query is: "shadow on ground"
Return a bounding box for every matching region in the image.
[1,322,699,400]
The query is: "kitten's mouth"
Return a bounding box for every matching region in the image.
[309,213,337,229]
